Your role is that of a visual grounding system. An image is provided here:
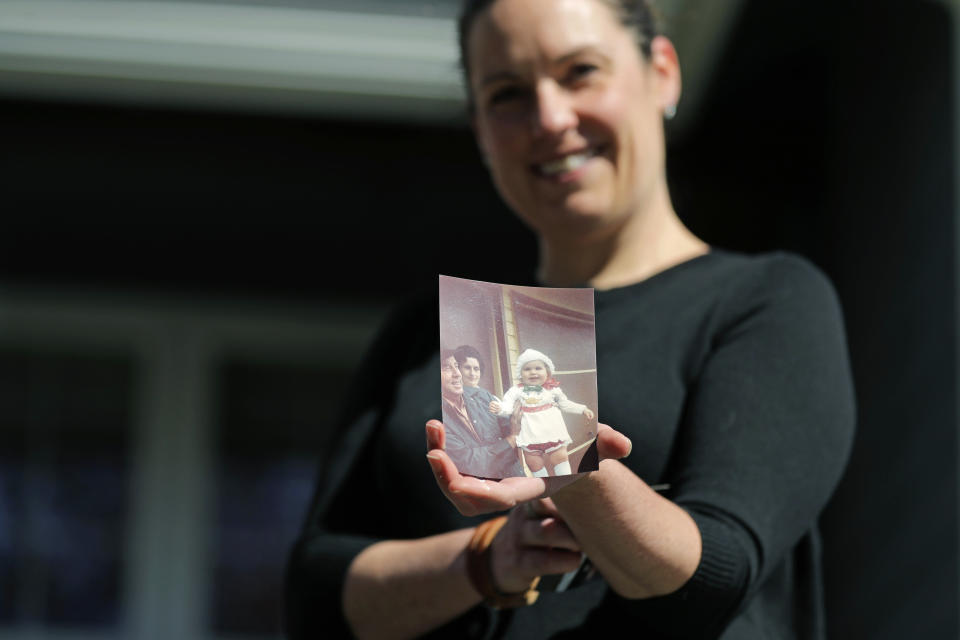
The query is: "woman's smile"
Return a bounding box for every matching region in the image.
[461,356,483,387]
[531,145,606,182]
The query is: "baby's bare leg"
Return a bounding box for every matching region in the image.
[547,447,571,476]
[547,447,569,467]
[524,450,545,470]
[523,450,547,477]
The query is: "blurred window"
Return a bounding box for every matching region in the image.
[0,349,133,629]
[210,358,352,636]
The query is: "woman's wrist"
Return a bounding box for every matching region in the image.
[343,529,483,639]
[549,459,610,504]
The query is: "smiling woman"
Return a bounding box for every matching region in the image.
[285,1,855,639]
[453,345,484,388]
[465,0,690,274]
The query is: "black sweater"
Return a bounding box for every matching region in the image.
[285,250,856,639]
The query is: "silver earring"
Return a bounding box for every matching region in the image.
[664,104,677,120]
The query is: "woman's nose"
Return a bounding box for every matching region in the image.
[532,82,577,136]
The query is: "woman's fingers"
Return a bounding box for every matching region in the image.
[596,422,632,461]
[424,449,500,514]
[426,420,553,515]
[489,506,584,592]
[423,432,585,587]
[514,547,583,579]
[425,419,445,451]
[425,448,539,515]
[523,497,556,518]
[493,547,582,593]
[520,515,581,552]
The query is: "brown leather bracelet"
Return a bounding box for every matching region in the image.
[466,515,540,609]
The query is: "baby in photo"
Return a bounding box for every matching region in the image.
[490,348,595,477]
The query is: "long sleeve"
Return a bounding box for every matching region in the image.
[495,386,521,418]
[450,387,524,479]
[552,387,587,415]
[285,252,855,639]
[442,408,518,479]
[608,255,856,637]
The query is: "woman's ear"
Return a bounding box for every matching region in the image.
[649,35,682,117]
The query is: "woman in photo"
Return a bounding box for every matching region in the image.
[454,344,520,454]
[454,345,485,391]
[285,1,855,638]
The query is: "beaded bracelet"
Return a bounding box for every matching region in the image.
[466,515,540,609]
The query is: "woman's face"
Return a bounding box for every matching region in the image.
[521,360,548,386]
[460,357,483,387]
[467,0,679,244]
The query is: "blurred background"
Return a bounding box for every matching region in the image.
[0,0,955,638]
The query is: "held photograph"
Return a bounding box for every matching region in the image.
[439,274,599,479]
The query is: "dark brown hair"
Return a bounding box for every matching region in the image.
[457,0,661,107]
[454,344,485,373]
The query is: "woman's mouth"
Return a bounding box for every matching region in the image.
[533,147,602,178]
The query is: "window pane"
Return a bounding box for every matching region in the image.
[211,359,350,635]
[0,349,133,629]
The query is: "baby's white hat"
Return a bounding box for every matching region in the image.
[515,348,555,380]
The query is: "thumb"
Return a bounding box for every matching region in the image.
[595,423,632,461]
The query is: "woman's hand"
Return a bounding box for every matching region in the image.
[583,408,595,420]
[489,400,501,414]
[489,499,583,593]
[425,420,632,516]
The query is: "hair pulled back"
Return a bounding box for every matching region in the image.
[457,0,661,106]
[454,345,485,372]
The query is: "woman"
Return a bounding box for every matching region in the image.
[453,345,504,436]
[453,345,485,391]
[285,0,854,638]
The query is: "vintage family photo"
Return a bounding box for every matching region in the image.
[439,275,599,479]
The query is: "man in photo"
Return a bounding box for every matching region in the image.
[440,349,523,479]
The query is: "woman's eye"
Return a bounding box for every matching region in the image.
[489,86,524,105]
[568,63,598,81]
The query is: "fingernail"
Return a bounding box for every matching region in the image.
[426,453,442,468]
[625,437,633,456]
